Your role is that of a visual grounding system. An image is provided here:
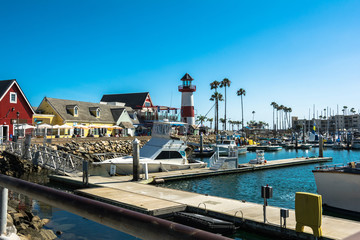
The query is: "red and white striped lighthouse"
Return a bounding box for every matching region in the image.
[178,73,196,125]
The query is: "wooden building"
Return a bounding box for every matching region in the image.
[0,79,34,142]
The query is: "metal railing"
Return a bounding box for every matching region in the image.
[1,140,83,176]
[0,174,231,240]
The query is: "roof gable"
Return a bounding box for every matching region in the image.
[0,80,15,100]
[0,79,35,114]
[101,92,150,109]
[41,97,118,123]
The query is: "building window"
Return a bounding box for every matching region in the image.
[145,102,150,107]
[74,107,79,116]
[96,109,100,118]
[10,92,17,103]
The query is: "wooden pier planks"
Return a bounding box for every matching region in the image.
[76,187,186,216]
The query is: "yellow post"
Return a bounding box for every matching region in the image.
[295,192,322,237]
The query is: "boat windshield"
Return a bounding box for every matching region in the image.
[155,151,183,160]
[223,140,232,144]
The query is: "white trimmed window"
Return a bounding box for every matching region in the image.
[10,92,17,103]
[74,106,79,117]
[96,109,100,118]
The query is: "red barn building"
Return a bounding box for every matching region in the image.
[0,79,34,142]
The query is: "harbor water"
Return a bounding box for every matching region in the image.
[19,148,360,239]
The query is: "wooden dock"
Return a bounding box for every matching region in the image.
[49,156,360,240]
[147,157,333,182]
[50,174,360,240]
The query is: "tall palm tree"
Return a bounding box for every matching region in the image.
[270,102,277,130]
[343,106,348,115]
[220,118,226,130]
[196,115,207,126]
[236,88,246,133]
[207,117,213,130]
[210,81,221,133]
[210,91,223,134]
[350,108,356,115]
[279,105,285,130]
[252,111,255,121]
[287,107,292,129]
[220,78,231,131]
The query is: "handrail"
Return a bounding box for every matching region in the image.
[0,174,231,240]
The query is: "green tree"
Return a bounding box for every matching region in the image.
[236,88,246,133]
[270,102,277,130]
[220,118,226,130]
[220,78,231,130]
[207,117,213,130]
[210,90,223,134]
[210,80,221,133]
[196,115,207,126]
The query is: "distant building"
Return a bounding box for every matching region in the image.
[292,114,360,134]
[100,92,180,134]
[36,97,135,137]
[0,79,34,142]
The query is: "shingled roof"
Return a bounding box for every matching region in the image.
[101,92,149,109]
[181,73,193,81]
[0,79,16,99]
[40,97,127,124]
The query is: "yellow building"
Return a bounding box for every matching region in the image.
[34,97,134,138]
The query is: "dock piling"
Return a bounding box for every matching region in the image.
[132,138,140,181]
[200,133,203,154]
[319,136,323,157]
[0,187,8,237]
[82,160,89,186]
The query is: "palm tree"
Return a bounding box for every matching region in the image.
[252,111,255,121]
[210,81,221,133]
[228,120,235,131]
[287,107,292,129]
[220,78,231,131]
[210,91,223,134]
[279,105,285,130]
[220,118,226,130]
[196,115,207,126]
[207,117,213,130]
[270,102,277,130]
[350,108,356,115]
[343,106,348,115]
[236,88,246,133]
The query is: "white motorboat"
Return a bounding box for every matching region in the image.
[212,139,247,156]
[249,150,266,164]
[92,122,206,175]
[212,139,237,156]
[313,162,360,213]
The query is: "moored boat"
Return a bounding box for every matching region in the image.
[313,162,360,213]
[92,122,207,175]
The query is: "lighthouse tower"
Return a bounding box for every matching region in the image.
[178,73,196,125]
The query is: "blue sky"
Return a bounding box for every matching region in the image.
[1,0,359,126]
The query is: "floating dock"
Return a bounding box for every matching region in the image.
[50,174,360,240]
[147,157,332,182]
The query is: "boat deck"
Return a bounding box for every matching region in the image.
[51,175,360,240]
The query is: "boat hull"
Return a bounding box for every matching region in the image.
[313,171,360,213]
[93,161,207,175]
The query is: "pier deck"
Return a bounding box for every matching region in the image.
[51,175,360,240]
[49,156,360,240]
[148,157,332,181]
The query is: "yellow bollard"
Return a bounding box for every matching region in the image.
[295,192,322,237]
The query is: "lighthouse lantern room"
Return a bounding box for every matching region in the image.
[178,73,196,125]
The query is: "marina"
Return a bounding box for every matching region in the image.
[50,168,360,240]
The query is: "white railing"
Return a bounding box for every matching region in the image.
[1,140,83,176]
